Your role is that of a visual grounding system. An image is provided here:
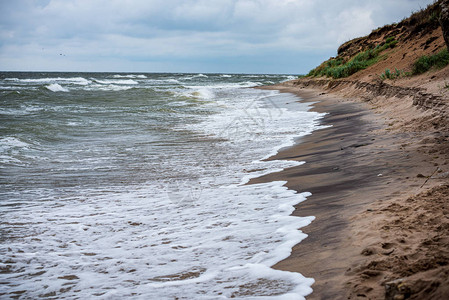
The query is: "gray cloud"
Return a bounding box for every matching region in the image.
[0,0,436,73]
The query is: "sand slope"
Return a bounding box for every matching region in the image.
[256,2,449,298]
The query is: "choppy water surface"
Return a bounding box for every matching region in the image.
[0,72,324,299]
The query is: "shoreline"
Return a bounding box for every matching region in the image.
[253,83,449,299]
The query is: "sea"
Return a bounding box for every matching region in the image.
[0,72,325,299]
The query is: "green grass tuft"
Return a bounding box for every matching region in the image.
[307,39,398,79]
[412,48,449,75]
[379,68,409,80]
[385,36,395,44]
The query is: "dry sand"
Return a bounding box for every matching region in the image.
[252,81,449,299]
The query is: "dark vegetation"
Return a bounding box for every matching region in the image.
[378,48,449,79]
[412,48,449,74]
[379,68,409,80]
[307,37,397,79]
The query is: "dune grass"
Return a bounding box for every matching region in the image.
[307,38,398,79]
[412,48,449,75]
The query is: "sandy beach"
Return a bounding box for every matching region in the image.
[252,82,449,299]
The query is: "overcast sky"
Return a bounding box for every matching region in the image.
[0,0,436,74]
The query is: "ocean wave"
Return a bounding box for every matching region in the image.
[282,75,297,82]
[165,78,181,84]
[6,77,91,85]
[189,88,215,100]
[173,87,215,101]
[0,105,44,116]
[113,74,147,79]
[93,79,139,85]
[0,86,32,92]
[0,74,320,298]
[182,82,257,92]
[146,78,181,85]
[181,74,209,80]
[0,154,23,165]
[0,136,30,150]
[45,83,69,92]
[85,84,134,91]
[239,81,262,87]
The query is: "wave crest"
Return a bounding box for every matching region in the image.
[45,83,68,92]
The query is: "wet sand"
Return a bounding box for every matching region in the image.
[251,85,449,299]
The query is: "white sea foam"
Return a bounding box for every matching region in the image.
[113,74,147,79]
[165,78,181,84]
[0,86,32,91]
[178,82,260,100]
[0,136,30,150]
[282,75,297,82]
[181,73,209,80]
[65,77,91,85]
[0,73,323,299]
[240,80,263,87]
[0,180,314,299]
[186,90,323,146]
[189,87,216,100]
[0,154,23,164]
[85,84,134,91]
[45,83,69,92]
[146,78,181,85]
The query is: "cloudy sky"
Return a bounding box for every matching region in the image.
[0,0,435,74]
